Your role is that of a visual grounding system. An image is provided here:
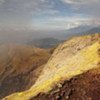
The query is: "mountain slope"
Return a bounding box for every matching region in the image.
[4,34,100,100]
[0,44,51,99]
[33,68,100,100]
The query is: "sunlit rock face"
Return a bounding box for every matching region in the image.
[3,33,100,100]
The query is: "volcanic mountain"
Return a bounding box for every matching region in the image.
[0,44,51,99]
[3,33,100,100]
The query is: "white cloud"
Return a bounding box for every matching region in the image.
[0,0,58,16]
[19,0,57,15]
[61,0,100,18]
[62,0,99,5]
[30,16,100,31]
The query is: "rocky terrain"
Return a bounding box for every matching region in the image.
[0,44,51,99]
[2,33,100,100]
[33,68,100,100]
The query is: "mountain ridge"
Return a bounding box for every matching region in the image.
[3,33,100,100]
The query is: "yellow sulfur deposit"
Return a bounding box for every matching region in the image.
[3,34,100,100]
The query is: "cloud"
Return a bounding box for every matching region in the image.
[62,0,99,5]
[0,0,100,32]
[61,0,100,18]
[0,0,58,16]
[0,0,59,28]
[0,0,5,5]
[30,16,100,31]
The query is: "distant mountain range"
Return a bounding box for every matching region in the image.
[27,38,64,48]
[57,26,100,39]
[84,27,100,34]
[0,26,100,47]
[27,27,100,48]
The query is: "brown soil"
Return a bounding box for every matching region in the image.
[0,44,52,99]
[33,68,100,100]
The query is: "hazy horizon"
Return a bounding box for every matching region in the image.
[0,0,100,43]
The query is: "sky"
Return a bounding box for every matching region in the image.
[0,0,100,41]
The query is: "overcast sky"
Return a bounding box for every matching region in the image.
[0,0,100,31]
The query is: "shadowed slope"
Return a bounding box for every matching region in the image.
[0,44,51,99]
